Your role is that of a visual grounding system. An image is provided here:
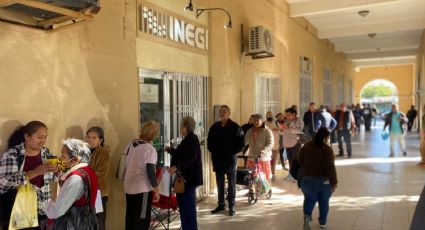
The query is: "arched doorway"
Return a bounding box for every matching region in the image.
[359,79,398,113]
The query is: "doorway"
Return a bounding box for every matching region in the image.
[139,69,211,195]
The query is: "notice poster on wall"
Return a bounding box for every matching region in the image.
[140,83,159,103]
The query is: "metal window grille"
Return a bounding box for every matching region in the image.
[139,70,211,196]
[323,68,332,106]
[300,57,312,115]
[255,75,281,117]
[338,75,345,103]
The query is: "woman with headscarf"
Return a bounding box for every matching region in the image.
[46,138,99,229]
[245,114,274,182]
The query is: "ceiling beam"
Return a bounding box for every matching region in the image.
[0,0,15,7]
[347,49,417,60]
[319,17,425,39]
[353,57,416,67]
[290,0,400,17]
[334,37,420,52]
[13,0,93,21]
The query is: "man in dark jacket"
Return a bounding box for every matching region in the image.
[207,105,244,216]
[303,102,317,139]
[335,103,356,158]
[406,105,418,132]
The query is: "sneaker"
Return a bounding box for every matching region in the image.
[336,153,344,157]
[403,152,407,156]
[320,224,327,229]
[303,215,312,230]
[389,153,394,157]
[229,207,236,216]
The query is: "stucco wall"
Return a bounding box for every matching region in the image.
[353,65,415,113]
[0,0,137,229]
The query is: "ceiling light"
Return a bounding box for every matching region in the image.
[184,0,193,12]
[368,33,376,38]
[358,10,369,17]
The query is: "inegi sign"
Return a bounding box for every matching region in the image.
[139,2,209,51]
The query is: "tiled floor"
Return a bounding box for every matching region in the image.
[193,121,425,230]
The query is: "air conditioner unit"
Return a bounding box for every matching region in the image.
[246,26,274,59]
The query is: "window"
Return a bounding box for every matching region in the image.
[300,56,312,115]
[338,75,345,104]
[323,68,332,106]
[255,75,281,117]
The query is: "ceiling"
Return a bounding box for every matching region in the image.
[0,0,100,31]
[286,0,425,68]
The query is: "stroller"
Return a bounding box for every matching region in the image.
[236,156,272,205]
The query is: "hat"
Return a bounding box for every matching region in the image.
[253,114,262,119]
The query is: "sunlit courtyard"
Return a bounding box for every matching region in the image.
[192,122,425,230]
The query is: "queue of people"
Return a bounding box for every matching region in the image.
[2,101,421,230]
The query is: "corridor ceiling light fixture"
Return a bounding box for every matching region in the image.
[368,33,377,38]
[358,10,370,17]
[184,0,193,12]
[196,8,232,28]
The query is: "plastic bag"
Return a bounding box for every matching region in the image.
[8,183,39,230]
[158,167,171,196]
[254,171,271,196]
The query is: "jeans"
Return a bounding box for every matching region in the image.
[390,133,406,154]
[215,168,236,208]
[337,129,352,157]
[125,192,152,230]
[300,177,332,225]
[177,185,198,230]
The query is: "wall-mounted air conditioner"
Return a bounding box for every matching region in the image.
[246,26,274,59]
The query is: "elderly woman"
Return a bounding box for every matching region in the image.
[245,114,274,182]
[46,138,98,229]
[0,121,57,230]
[166,116,203,230]
[124,121,160,230]
[86,127,110,230]
[297,127,337,230]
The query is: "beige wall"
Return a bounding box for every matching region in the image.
[0,0,138,229]
[0,0,354,229]
[353,65,415,113]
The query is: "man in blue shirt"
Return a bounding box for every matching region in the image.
[384,104,408,157]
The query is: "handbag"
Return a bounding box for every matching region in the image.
[116,140,146,181]
[54,169,98,230]
[173,171,185,194]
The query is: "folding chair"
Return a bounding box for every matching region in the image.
[150,168,180,230]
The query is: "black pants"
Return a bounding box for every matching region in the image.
[96,196,108,230]
[125,192,152,230]
[364,118,372,131]
[286,143,301,170]
[215,168,236,209]
[408,119,414,131]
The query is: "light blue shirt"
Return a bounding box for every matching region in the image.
[390,112,402,134]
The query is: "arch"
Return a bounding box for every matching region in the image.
[359,79,399,112]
